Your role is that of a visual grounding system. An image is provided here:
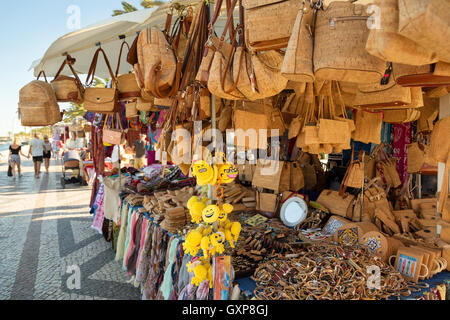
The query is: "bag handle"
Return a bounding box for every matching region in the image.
[37,71,48,82]
[115,40,131,78]
[53,55,84,89]
[86,47,117,86]
[209,0,224,35]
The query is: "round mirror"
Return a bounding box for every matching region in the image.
[280,197,307,227]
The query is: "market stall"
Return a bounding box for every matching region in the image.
[19,0,450,300]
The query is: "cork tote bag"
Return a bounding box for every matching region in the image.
[313,1,386,84]
[281,3,315,82]
[365,0,438,66]
[351,110,383,144]
[398,0,450,64]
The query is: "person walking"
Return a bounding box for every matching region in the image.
[132,134,147,170]
[8,138,28,178]
[28,133,45,178]
[43,135,52,173]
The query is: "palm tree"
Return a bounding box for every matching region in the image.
[141,0,165,9]
[112,1,165,16]
[112,1,138,16]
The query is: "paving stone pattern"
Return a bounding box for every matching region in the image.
[0,156,140,300]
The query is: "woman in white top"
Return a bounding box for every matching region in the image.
[43,135,52,173]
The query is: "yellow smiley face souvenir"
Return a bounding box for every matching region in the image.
[202,204,221,224]
[217,163,238,184]
[191,160,214,186]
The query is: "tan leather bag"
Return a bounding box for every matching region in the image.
[51,55,84,103]
[115,41,140,99]
[84,48,119,113]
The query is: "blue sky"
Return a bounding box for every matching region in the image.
[0,0,146,137]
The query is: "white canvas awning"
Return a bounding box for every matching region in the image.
[31,0,239,79]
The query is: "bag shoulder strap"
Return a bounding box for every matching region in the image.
[37,71,48,82]
[115,41,131,77]
[54,55,83,88]
[86,48,116,86]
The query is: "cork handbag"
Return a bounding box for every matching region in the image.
[50,55,84,103]
[207,0,245,100]
[103,113,124,145]
[243,0,301,51]
[115,41,140,99]
[84,48,119,114]
[281,2,315,82]
[313,1,386,84]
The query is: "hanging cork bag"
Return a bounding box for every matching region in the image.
[281,2,315,82]
[313,1,386,84]
[365,0,438,66]
[398,0,450,64]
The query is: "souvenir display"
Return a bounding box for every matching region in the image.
[19,0,450,302]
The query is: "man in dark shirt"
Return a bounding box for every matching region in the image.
[132,134,147,169]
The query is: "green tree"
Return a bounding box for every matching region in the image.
[141,0,165,9]
[112,1,138,16]
[63,77,107,123]
[112,0,165,16]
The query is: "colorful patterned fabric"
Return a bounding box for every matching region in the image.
[393,123,411,184]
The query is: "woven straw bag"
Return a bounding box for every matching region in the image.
[407,142,425,173]
[417,96,439,132]
[18,72,61,127]
[398,0,450,63]
[393,62,450,87]
[314,1,386,84]
[281,3,315,82]
[352,110,383,144]
[365,0,438,66]
[244,0,301,51]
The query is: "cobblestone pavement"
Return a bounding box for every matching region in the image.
[0,153,141,300]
